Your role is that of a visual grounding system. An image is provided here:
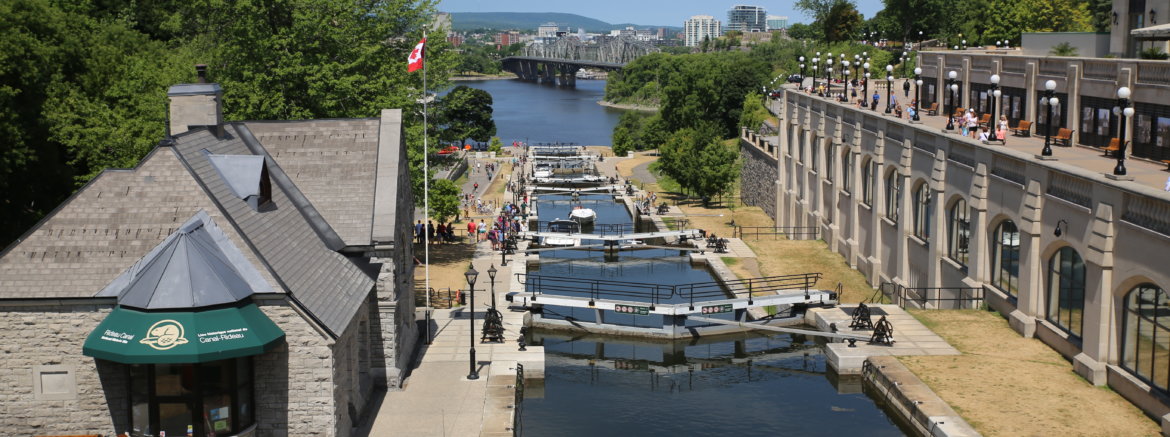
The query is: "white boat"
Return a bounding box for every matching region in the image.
[569,206,596,225]
[533,164,553,179]
[542,218,582,247]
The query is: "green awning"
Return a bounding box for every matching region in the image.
[83,303,284,364]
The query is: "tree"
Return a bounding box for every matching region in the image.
[787,23,822,40]
[739,92,770,132]
[436,86,496,144]
[659,51,770,138]
[658,127,738,205]
[824,1,863,42]
[487,136,503,153]
[428,178,461,223]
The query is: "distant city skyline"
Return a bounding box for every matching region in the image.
[436,0,883,27]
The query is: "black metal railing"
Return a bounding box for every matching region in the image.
[516,272,824,310]
[879,282,985,309]
[733,226,820,240]
[532,221,637,236]
[513,363,525,436]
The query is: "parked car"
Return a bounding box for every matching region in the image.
[787,74,804,83]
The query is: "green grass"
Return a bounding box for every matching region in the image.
[647,161,681,193]
[721,257,740,266]
[662,217,678,230]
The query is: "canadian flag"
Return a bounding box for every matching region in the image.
[407,38,426,73]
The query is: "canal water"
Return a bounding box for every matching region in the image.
[456,79,622,146]
[466,80,906,436]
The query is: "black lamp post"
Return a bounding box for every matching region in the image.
[812,63,819,95]
[885,65,894,113]
[913,67,923,121]
[840,60,851,102]
[863,61,871,109]
[798,56,806,84]
[487,264,498,310]
[825,55,833,99]
[989,74,1001,141]
[464,266,480,380]
[1040,79,1058,157]
[945,70,958,130]
[1114,86,1134,175]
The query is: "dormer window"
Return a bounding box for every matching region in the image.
[204,150,272,210]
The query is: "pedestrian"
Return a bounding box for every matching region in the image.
[903,79,910,98]
[966,110,978,139]
[436,222,446,244]
[467,220,478,243]
[960,111,971,137]
[1165,175,1170,191]
[889,93,898,112]
[998,115,1009,145]
[872,90,880,109]
[427,220,435,244]
[478,219,487,242]
[415,220,425,245]
[473,182,479,192]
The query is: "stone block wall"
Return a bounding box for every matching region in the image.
[0,302,126,435]
[739,138,779,222]
[256,299,336,437]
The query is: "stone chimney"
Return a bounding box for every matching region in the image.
[168,64,223,136]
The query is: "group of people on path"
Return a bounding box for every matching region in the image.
[415,220,457,245]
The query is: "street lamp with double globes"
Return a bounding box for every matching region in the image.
[989,74,1002,141]
[1114,86,1135,175]
[945,70,959,130]
[812,60,819,94]
[885,64,895,113]
[1040,79,1059,156]
[841,60,851,101]
[825,56,834,98]
[862,62,871,108]
[799,56,806,83]
[913,67,923,121]
[464,266,480,380]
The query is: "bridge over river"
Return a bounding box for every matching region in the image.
[501,35,659,86]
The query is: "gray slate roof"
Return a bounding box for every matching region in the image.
[171,125,374,336]
[0,122,383,337]
[96,210,271,309]
[0,148,281,299]
[245,119,380,247]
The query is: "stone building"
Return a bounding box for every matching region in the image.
[0,73,417,436]
[744,81,1170,429]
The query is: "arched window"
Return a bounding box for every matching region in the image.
[1123,284,1170,392]
[861,158,875,205]
[885,171,901,222]
[825,142,834,183]
[799,131,807,163]
[912,182,932,240]
[947,199,970,267]
[991,220,1021,297]
[842,149,853,193]
[810,136,819,172]
[1046,247,1086,338]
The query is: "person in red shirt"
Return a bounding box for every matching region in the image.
[467,220,477,243]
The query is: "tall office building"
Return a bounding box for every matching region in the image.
[766,15,789,31]
[727,5,766,33]
[684,15,722,47]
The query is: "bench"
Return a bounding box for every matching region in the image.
[1162,159,1170,170]
[977,113,991,128]
[1102,138,1121,156]
[1054,128,1074,146]
[925,102,939,115]
[1010,120,1032,137]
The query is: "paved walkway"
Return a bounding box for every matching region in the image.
[369,174,544,436]
[782,80,1170,193]
[807,304,960,374]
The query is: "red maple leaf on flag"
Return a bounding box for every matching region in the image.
[408,38,426,73]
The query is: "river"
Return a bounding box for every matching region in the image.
[456,79,622,146]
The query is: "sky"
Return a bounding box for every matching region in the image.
[436,0,885,27]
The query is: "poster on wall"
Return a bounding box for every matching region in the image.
[1157,117,1170,148]
[1097,108,1111,137]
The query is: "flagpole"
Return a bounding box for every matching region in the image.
[422,28,432,345]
